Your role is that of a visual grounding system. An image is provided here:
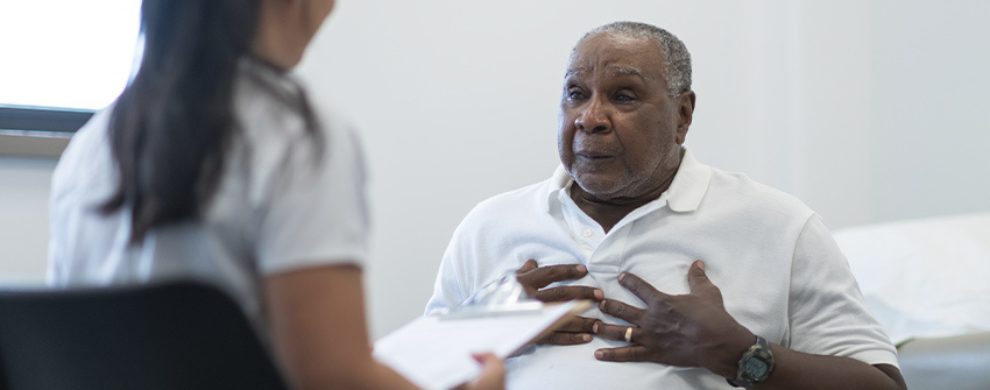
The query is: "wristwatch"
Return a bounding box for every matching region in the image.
[727,335,775,388]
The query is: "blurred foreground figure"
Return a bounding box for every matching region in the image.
[48,1,503,389]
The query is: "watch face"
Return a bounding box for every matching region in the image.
[744,357,769,378]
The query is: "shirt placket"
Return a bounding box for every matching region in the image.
[558,191,621,274]
[556,189,668,275]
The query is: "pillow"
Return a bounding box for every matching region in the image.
[833,213,990,345]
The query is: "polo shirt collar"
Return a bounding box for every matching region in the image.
[544,147,712,213]
[665,148,712,212]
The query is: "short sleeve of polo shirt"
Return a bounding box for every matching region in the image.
[254,119,370,275]
[787,214,899,367]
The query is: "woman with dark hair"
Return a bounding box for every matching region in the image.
[47,1,503,389]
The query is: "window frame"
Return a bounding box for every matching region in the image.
[0,106,94,158]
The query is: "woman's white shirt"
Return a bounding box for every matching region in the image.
[47,60,369,329]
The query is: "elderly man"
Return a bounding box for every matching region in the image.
[426,21,906,389]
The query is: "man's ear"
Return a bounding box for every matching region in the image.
[676,91,696,145]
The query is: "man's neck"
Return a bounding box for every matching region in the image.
[569,174,674,234]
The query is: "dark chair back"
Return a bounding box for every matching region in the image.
[0,281,290,390]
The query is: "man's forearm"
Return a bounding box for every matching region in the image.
[753,343,906,390]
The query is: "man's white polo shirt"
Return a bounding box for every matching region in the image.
[426,148,898,389]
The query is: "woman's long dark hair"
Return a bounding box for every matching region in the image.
[102,0,261,244]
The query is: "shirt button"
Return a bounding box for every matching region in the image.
[582,229,592,237]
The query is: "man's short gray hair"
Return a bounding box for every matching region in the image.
[576,22,692,98]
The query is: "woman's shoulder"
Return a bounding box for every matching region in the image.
[52,107,117,201]
[228,67,367,204]
[234,61,360,150]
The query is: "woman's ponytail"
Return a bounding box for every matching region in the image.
[103,0,262,244]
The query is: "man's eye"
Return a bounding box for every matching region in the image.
[614,94,634,102]
[567,90,586,100]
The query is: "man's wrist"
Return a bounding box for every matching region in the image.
[727,335,775,387]
[712,331,758,379]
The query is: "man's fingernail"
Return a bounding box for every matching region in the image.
[599,300,606,311]
[594,350,604,359]
[582,334,592,342]
[618,273,625,282]
[576,264,587,273]
[592,322,599,333]
[594,289,604,300]
[697,261,705,271]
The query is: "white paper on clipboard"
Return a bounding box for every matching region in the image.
[373,300,590,390]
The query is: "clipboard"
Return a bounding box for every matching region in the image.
[373,300,591,390]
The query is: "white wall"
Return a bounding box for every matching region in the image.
[864,0,990,222]
[1,0,988,339]
[0,157,56,285]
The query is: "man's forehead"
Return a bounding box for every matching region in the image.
[565,33,664,80]
[565,63,655,80]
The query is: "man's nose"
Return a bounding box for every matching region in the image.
[575,97,610,133]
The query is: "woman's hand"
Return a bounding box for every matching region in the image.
[463,353,505,390]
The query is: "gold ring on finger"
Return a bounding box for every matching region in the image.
[624,326,633,343]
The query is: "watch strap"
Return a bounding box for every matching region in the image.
[727,335,775,387]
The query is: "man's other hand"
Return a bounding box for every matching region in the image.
[592,260,754,378]
[516,259,603,345]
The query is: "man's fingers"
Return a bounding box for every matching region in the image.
[594,346,651,362]
[516,259,539,274]
[618,272,669,303]
[537,331,593,345]
[592,321,642,343]
[533,285,603,302]
[518,264,588,289]
[554,316,599,333]
[535,317,596,345]
[598,298,645,324]
[686,260,713,293]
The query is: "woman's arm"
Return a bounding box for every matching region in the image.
[264,264,503,390]
[264,265,419,390]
